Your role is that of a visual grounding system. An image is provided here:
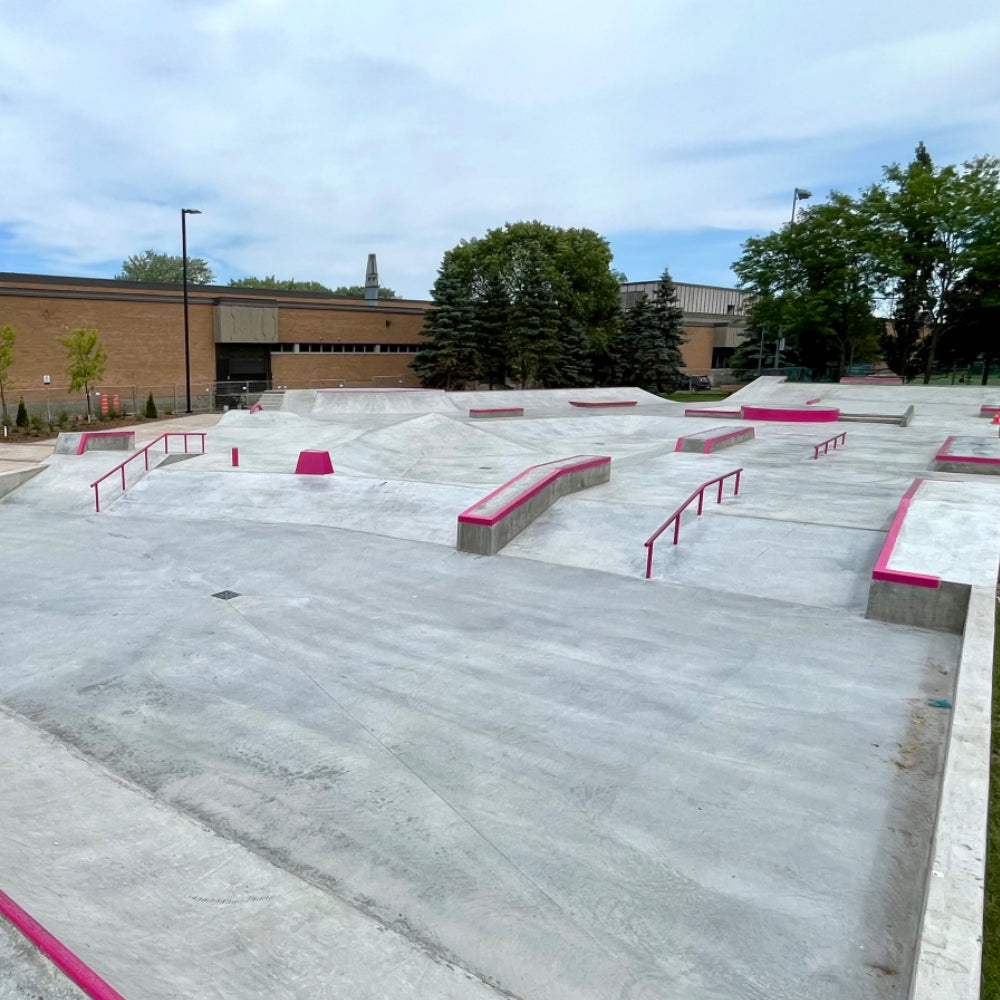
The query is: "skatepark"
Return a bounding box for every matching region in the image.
[0,377,995,999]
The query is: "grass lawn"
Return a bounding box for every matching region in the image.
[985,605,1000,997]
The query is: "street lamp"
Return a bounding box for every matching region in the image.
[181,208,202,414]
[790,187,811,225]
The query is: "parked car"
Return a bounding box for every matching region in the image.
[687,375,713,391]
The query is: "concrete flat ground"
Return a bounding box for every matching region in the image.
[0,382,996,999]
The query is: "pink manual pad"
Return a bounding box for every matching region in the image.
[741,405,839,423]
[295,450,334,475]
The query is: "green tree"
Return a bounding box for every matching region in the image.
[646,268,687,391]
[16,396,28,428]
[410,255,479,389]
[507,243,561,388]
[117,250,214,285]
[144,392,158,419]
[229,276,333,292]
[58,327,107,419]
[0,324,15,426]
[329,284,400,299]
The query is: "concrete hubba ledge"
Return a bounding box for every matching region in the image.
[294,450,335,475]
[839,404,914,427]
[54,431,136,455]
[740,404,840,422]
[469,407,524,418]
[457,454,611,555]
[932,435,1000,475]
[675,426,755,454]
[0,466,45,500]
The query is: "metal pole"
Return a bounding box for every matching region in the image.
[182,209,191,413]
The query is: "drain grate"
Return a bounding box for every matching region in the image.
[212,590,241,601]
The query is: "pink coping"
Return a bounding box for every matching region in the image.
[935,435,1000,465]
[684,407,740,417]
[75,431,134,455]
[568,400,638,407]
[294,450,334,475]
[458,456,610,527]
[249,403,263,414]
[469,407,524,415]
[805,397,822,405]
[871,479,940,589]
[839,376,903,384]
[980,405,1000,414]
[0,888,128,1000]
[741,405,839,422]
[674,428,752,453]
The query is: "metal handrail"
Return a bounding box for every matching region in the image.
[643,469,742,579]
[90,432,206,512]
[813,432,847,459]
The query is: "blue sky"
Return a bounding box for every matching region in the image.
[1,0,998,298]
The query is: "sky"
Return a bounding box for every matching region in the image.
[0,0,998,299]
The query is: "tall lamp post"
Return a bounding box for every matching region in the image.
[790,187,811,224]
[765,187,813,372]
[181,208,201,414]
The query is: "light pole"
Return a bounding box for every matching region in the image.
[790,187,811,225]
[770,188,813,371]
[181,208,201,414]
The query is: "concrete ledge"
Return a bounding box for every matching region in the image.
[840,405,914,427]
[675,426,755,454]
[457,455,611,555]
[54,431,136,455]
[979,405,1000,416]
[741,404,840,422]
[865,577,970,634]
[683,407,741,419]
[839,376,903,384]
[469,407,524,418]
[0,465,44,499]
[909,585,993,999]
[933,435,1000,475]
[568,400,637,408]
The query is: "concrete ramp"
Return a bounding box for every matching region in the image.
[310,388,459,417]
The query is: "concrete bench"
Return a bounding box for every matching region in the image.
[457,455,610,555]
[469,407,524,418]
[675,426,755,454]
[54,431,136,455]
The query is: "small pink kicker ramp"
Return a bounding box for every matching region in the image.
[295,450,334,475]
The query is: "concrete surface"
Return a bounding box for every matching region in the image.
[0,383,997,1000]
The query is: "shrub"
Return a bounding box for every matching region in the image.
[57,410,69,426]
[144,392,158,419]
[15,397,28,427]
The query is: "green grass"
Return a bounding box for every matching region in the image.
[663,391,732,403]
[984,604,1000,997]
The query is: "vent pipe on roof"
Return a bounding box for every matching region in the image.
[365,253,378,306]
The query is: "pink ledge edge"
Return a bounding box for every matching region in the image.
[458,456,611,527]
[75,431,134,455]
[871,479,940,589]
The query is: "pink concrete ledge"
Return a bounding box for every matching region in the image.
[979,405,1000,415]
[469,407,524,417]
[839,376,903,384]
[741,405,839,423]
[675,427,755,454]
[295,450,334,475]
[76,431,135,455]
[0,887,128,1000]
[805,397,822,405]
[935,435,1000,466]
[568,400,638,408]
[459,455,610,527]
[871,480,940,589]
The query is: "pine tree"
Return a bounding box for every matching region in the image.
[508,247,561,388]
[144,392,158,419]
[647,268,687,392]
[15,396,28,427]
[613,295,654,386]
[475,271,511,389]
[410,258,479,389]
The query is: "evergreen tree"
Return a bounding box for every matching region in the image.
[474,270,511,389]
[15,396,28,427]
[410,257,479,389]
[647,268,687,392]
[144,392,158,419]
[556,317,593,387]
[508,246,561,388]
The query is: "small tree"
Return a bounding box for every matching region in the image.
[16,397,28,427]
[58,327,107,419]
[0,324,14,426]
[144,392,158,419]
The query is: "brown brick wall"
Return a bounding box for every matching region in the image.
[680,327,715,373]
[279,307,426,344]
[271,353,422,388]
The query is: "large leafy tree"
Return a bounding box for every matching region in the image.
[117,250,214,284]
[412,221,622,389]
[0,324,15,426]
[58,327,107,419]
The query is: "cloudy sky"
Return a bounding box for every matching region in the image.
[0,0,997,298]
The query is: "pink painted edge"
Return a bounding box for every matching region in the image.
[871,479,940,589]
[75,431,135,455]
[979,405,1000,413]
[805,397,821,405]
[249,403,263,413]
[568,400,638,407]
[458,456,610,526]
[934,436,1000,464]
[741,405,840,422]
[0,888,128,1000]
[469,408,524,415]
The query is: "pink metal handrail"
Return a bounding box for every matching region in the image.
[0,887,128,1000]
[813,431,847,459]
[90,432,206,512]
[643,469,742,579]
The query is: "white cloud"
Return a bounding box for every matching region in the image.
[0,0,997,295]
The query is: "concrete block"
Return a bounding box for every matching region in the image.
[54,431,136,455]
[675,426,754,454]
[457,455,610,555]
[294,450,334,475]
[0,466,44,499]
[865,578,970,634]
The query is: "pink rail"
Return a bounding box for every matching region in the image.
[0,888,128,1000]
[643,469,742,579]
[813,431,847,459]
[90,432,206,512]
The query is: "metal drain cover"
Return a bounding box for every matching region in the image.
[212,590,241,601]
